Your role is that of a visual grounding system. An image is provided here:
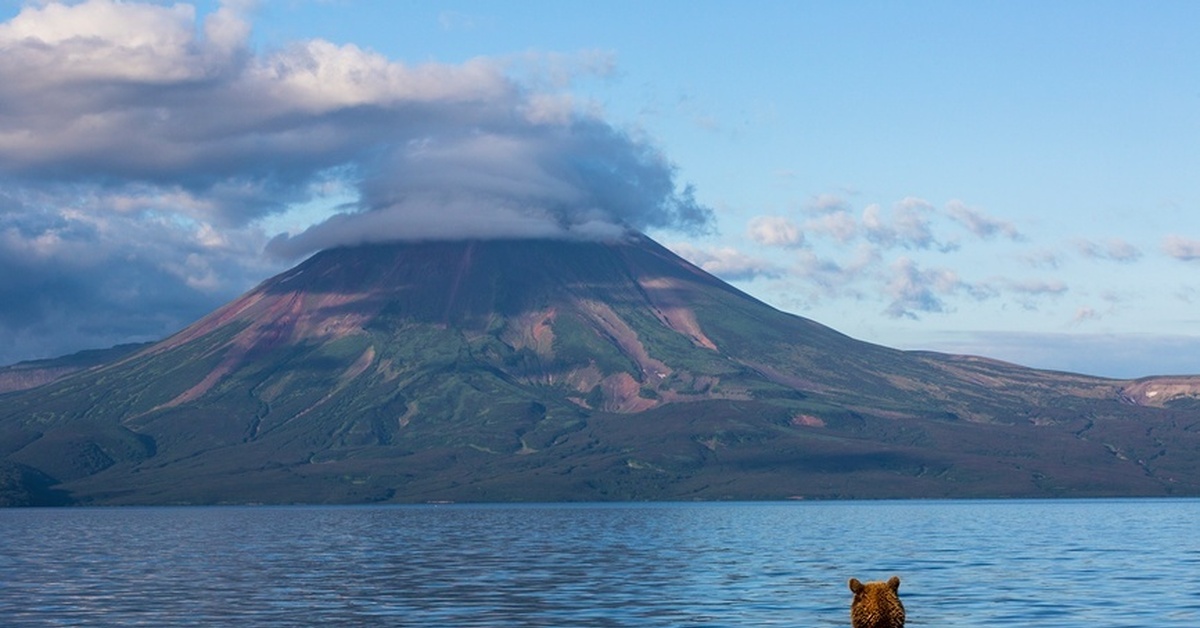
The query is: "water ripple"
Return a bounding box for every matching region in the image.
[1,499,1198,626]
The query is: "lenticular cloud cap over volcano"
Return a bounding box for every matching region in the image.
[266,119,713,258]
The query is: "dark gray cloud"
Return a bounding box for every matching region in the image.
[0,190,276,364]
[0,0,712,364]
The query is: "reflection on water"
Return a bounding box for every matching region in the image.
[1,500,1198,626]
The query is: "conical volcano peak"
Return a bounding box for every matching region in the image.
[178,235,724,339]
[271,232,735,304]
[140,234,762,417]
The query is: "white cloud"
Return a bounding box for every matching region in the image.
[0,0,229,84]
[802,210,858,243]
[668,243,783,282]
[747,215,804,248]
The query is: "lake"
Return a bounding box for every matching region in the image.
[1,500,1197,626]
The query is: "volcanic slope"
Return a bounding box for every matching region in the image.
[3,234,1200,505]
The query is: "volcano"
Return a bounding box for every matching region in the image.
[3,234,1200,505]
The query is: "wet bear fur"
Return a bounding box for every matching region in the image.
[848,576,905,628]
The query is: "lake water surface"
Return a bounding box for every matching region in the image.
[2,500,1198,626]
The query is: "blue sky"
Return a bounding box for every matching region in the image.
[0,0,1197,378]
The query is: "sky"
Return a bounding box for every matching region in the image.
[0,0,1197,379]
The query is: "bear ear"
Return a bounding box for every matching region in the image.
[849,578,864,593]
[888,576,901,591]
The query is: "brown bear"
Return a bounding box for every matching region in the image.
[848,576,905,628]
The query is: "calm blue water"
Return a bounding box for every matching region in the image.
[1,500,1198,626]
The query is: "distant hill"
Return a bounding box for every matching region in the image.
[3,233,1199,505]
[0,343,151,394]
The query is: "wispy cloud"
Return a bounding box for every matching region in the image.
[1002,278,1069,297]
[803,193,851,214]
[1075,237,1142,262]
[669,243,784,282]
[438,10,483,32]
[883,257,979,319]
[1162,235,1200,261]
[990,278,1068,311]
[1019,248,1063,269]
[911,330,1200,379]
[863,198,941,251]
[802,209,858,243]
[734,195,1074,319]
[944,200,1022,240]
[780,195,1026,255]
[1071,306,1103,324]
[793,245,879,298]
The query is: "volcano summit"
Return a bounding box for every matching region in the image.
[2,234,1200,505]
